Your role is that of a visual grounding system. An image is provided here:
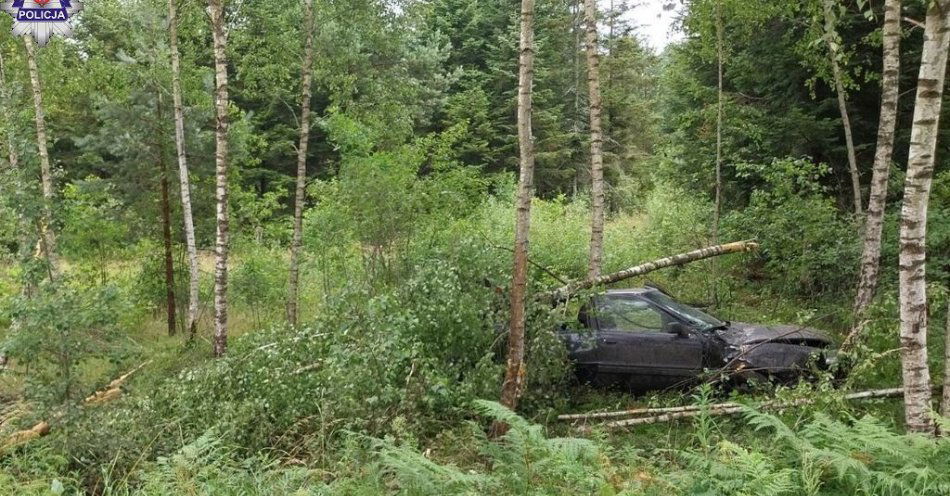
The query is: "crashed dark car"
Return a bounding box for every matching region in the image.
[559,288,837,392]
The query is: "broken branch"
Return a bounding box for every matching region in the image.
[543,240,759,302]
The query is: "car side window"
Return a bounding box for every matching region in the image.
[595,297,667,332]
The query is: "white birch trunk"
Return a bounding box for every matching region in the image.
[23,36,58,279]
[498,0,536,415]
[897,0,950,435]
[168,0,200,339]
[286,0,316,327]
[209,0,231,358]
[849,0,901,338]
[583,0,604,280]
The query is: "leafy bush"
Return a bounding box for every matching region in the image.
[723,158,860,297]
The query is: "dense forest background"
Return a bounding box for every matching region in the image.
[1,0,950,493]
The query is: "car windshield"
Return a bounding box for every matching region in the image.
[641,291,725,330]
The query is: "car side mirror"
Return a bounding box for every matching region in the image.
[666,322,690,338]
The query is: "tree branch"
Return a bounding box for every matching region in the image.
[542,240,759,302]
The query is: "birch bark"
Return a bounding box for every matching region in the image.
[499,0,536,414]
[897,0,950,434]
[209,0,231,357]
[850,0,901,333]
[168,0,200,339]
[23,36,58,278]
[583,0,605,280]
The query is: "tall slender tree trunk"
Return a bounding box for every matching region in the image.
[498,0,536,415]
[287,0,316,328]
[583,0,604,280]
[209,0,231,358]
[158,100,177,337]
[712,0,724,243]
[897,0,950,435]
[23,36,59,279]
[850,0,901,329]
[821,0,862,215]
[168,0,200,340]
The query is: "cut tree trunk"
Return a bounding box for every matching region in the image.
[497,0,537,421]
[168,0,200,339]
[544,240,758,302]
[821,0,862,215]
[897,0,950,435]
[850,0,901,334]
[286,0,316,328]
[2,362,150,451]
[23,36,59,279]
[209,0,231,358]
[583,0,605,280]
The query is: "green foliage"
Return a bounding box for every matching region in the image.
[59,177,128,261]
[723,157,860,297]
[1,277,129,407]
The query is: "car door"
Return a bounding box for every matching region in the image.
[592,295,704,387]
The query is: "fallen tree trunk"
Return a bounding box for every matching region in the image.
[600,387,904,430]
[558,402,742,421]
[543,240,759,302]
[83,360,150,405]
[2,362,149,452]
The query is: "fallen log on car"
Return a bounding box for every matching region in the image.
[1,361,150,452]
[599,387,904,430]
[542,240,759,302]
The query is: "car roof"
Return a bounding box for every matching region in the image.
[603,288,658,296]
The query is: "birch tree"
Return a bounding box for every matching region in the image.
[498,0,536,414]
[168,0,200,339]
[821,0,862,215]
[897,0,950,435]
[286,0,316,327]
[850,0,901,329]
[583,0,604,280]
[209,0,231,357]
[23,36,59,278]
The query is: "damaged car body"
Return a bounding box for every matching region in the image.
[559,288,837,392]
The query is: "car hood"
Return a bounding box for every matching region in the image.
[715,322,832,348]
